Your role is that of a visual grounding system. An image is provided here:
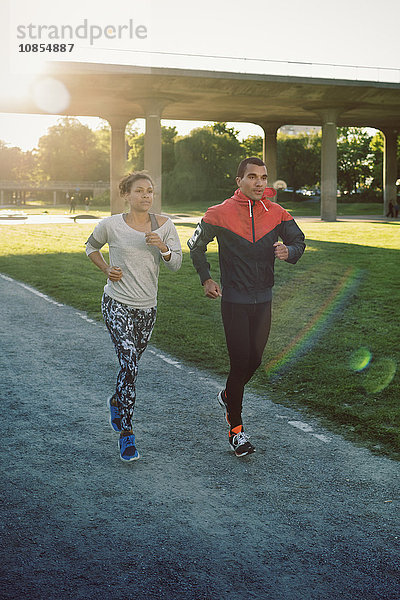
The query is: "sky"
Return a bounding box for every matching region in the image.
[0,0,399,150]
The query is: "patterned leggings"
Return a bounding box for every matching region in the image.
[101,294,157,432]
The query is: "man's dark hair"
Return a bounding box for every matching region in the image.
[236,157,267,179]
[119,171,154,197]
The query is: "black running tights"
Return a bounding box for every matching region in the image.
[221,301,272,429]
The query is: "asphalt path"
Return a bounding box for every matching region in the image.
[0,274,399,600]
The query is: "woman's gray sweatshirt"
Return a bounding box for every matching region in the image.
[85,214,182,308]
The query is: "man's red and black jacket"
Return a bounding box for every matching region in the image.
[188,188,306,304]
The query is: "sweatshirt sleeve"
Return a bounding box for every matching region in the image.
[187,219,218,284]
[161,219,182,272]
[279,217,306,264]
[85,219,109,256]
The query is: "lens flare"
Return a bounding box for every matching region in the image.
[32,77,70,114]
[364,358,397,394]
[349,347,372,371]
[264,266,362,378]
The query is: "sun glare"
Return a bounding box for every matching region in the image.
[0,57,46,102]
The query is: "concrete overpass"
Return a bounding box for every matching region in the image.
[1,61,399,219]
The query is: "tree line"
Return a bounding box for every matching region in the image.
[1,117,398,204]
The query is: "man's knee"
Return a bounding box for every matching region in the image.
[250,356,263,372]
[229,358,252,380]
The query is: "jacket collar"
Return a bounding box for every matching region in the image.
[232,187,276,205]
[232,187,276,217]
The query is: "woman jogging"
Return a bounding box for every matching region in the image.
[85,171,182,462]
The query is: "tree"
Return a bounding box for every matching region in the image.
[0,142,23,179]
[36,117,109,181]
[212,122,239,139]
[0,141,41,184]
[126,125,178,176]
[93,120,111,156]
[369,130,400,193]
[337,127,373,193]
[277,133,320,191]
[161,126,178,175]
[11,150,41,184]
[241,135,263,159]
[163,123,243,204]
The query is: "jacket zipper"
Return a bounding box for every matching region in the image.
[251,201,258,303]
[251,201,255,243]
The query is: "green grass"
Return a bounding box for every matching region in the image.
[165,200,386,218]
[1,201,108,217]
[335,202,384,215]
[263,222,400,459]
[3,200,385,218]
[0,219,399,459]
[275,200,384,216]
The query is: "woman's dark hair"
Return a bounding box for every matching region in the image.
[236,157,267,179]
[119,171,154,197]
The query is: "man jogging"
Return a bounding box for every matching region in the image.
[188,157,305,457]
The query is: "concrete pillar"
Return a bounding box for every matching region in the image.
[260,123,280,187]
[382,128,399,216]
[321,110,339,222]
[143,100,165,214]
[53,191,57,206]
[107,116,129,215]
[0,190,3,206]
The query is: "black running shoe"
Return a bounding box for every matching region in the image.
[228,431,255,457]
[217,390,231,425]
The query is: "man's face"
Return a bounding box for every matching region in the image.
[236,164,268,201]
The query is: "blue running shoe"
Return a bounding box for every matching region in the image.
[118,434,139,462]
[108,397,121,433]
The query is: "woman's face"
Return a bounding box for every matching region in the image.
[126,178,154,212]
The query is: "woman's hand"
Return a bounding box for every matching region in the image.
[107,266,123,281]
[145,232,168,253]
[88,251,123,281]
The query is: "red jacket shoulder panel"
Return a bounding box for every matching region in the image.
[252,201,294,241]
[204,198,253,241]
[203,194,294,243]
[273,202,294,222]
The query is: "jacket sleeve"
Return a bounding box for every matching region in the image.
[187,219,218,284]
[279,218,306,264]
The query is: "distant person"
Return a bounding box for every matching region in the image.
[84,196,90,212]
[386,201,394,218]
[85,171,182,462]
[69,196,76,213]
[188,157,306,457]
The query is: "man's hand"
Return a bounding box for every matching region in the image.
[203,278,222,299]
[273,242,289,261]
[107,266,123,281]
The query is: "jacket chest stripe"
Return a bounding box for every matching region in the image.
[251,201,256,243]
